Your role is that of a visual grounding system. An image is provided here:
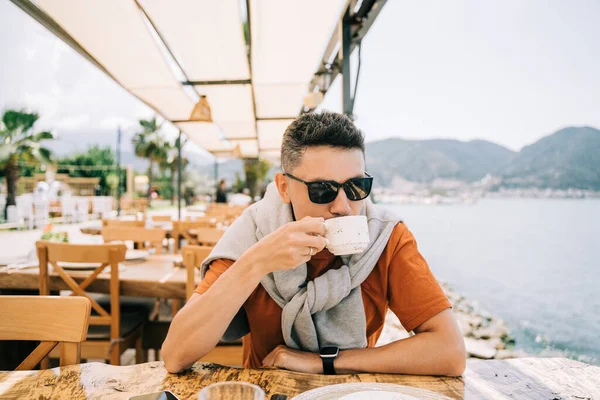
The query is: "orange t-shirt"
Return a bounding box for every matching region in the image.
[196,222,451,369]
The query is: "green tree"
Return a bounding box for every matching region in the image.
[106,173,119,197]
[132,117,166,206]
[57,145,122,195]
[243,158,271,197]
[159,136,189,205]
[0,109,55,218]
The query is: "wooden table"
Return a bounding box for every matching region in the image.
[0,358,598,400]
[0,255,188,299]
[79,226,174,238]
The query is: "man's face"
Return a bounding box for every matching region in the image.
[275,146,366,220]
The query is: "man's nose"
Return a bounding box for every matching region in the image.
[329,187,351,217]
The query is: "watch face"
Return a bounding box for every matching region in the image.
[320,346,339,357]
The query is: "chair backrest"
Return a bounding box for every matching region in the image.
[101,227,166,253]
[182,246,213,299]
[74,197,90,212]
[173,221,224,251]
[194,227,225,246]
[36,242,127,348]
[151,215,172,222]
[0,295,91,370]
[102,219,146,228]
[92,197,114,215]
[61,197,76,213]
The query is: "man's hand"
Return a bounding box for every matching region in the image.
[262,345,323,374]
[242,216,328,275]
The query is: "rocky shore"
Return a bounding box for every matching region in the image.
[377,281,528,360]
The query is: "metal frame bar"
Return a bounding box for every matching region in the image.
[116,127,122,216]
[341,7,353,117]
[244,0,261,157]
[133,0,201,100]
[177,130,182,220]
[183,79,251,86]
[257,117,297,121]
[305,0,388,116]
[171,116,295,124]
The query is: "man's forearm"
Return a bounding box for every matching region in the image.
[162,255,264,372]
[335,331,466,376]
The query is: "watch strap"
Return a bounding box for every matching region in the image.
[322,355,336,375]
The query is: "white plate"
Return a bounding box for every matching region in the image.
[57,250,148,270]
[58,262,103,271]
[125,249,149,261]
[292,383,452,400]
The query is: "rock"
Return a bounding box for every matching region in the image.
[473,322,509,340]
[457,318,472,336]
[376,310,410,346]
[464,337,497,359]
[487,337,505,350]
[495,349,529,360]
[456,312,483,330]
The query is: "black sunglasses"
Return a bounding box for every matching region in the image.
[284,172,373,204]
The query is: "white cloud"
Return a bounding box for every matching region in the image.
[52,114,91,130]
[99,115,138,131]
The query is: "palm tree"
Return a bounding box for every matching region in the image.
[132,117,166,207]
[0,109,55,219]
[160,137,189,205]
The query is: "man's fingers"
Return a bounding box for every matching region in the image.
[296,217,326,236]
[297,234,329,253]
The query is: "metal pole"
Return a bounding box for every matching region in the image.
[116,126,122,216]
[341,7,353,118]
[214,159,219,201]
[177,130,182,221]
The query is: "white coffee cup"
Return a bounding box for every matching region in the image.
[324,215,370,255]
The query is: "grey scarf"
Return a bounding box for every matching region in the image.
[201,183,401,352]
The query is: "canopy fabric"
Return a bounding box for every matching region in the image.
[31,0,350,159]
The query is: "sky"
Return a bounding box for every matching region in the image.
[1,0,599,154]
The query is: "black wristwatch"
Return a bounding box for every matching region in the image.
[319,346,339,375]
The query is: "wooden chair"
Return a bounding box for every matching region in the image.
[182,245,213,300]
[179,245,243,366]
[102,219,145,228]
[0,296,91,370]
[195,227,225,246]
[101,227,166,254]
[36,241,146,365]
[173,222,224,252]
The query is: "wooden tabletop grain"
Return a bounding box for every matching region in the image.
[0,358,598,400]
[0,254,188,299]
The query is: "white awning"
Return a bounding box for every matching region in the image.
[139,0,250,81]
[30,0,352,159]
[250,0,346,119]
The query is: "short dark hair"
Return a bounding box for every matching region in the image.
[281,111,365,172]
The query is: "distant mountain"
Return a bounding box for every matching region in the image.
[366,138,515,186]
[500,126,600,190]
[46,125,600,191]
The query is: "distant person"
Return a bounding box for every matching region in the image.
[184,187,195,206]
[215,179,227,203]
[228,188,252,206]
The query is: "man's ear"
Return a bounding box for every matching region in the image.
[275,172,291,204]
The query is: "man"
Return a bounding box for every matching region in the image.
[215,179,227,203]
[163,112,466,376]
